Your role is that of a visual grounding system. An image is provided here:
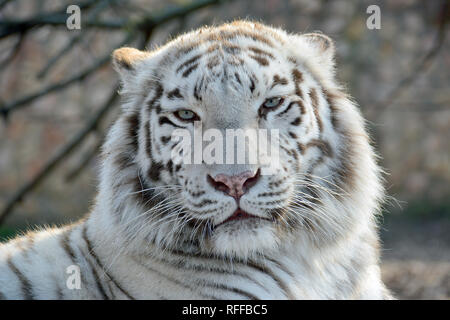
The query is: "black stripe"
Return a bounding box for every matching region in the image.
[249,77,255,93]
[133,257,218,299]
[79,229,109,300]
[291,117,301,126]
[194,78,203,101]
[147,83,164,112]
[20,233,36,262]
[176,54,202,73]
[166,159,173,173]
[189,199,217,208]
[325,89,340,129]
[160,136,171,145]
[297,142,305,154]
[266,257,297,280]
[159,116,183,128]
[258,188,289,197]
[207,56,220,69]
[159,248,290,299]
[247,261,295,299]
[248,46,274,59]
[196,280,259,300]
[148,161,164,181]
[249,54,269,66]
[182,63,199,78]
[156,256,268,294]
[61,229,76,262]
[309,88,323,132]
[167,88,183,100]
[296,100,306,114]
[59,227,92,292]
[206,30,274,47]
[278,101,295,116]
[82,226,135,300]
[292,69,303,99]
[53,276,64,300]
[305,139,333,157]
[84,253,110,299]
[234,72,242,85]
[7,256,33,300]
[125,113,140,151]
[189,190,205,198]
[145,121,152,159]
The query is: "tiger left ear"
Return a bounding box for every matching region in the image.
[112,47,150,79]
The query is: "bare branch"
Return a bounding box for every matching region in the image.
[0,88,118,224]
[0,0,227,37]
[0,33,134,119]
[0,0,101,39]
[64,133,105,182]
[0,0,229,119]
[37,0,116,79]
[138,0,227,29]
[0,31,25,70]
[0,33,154,223]
[36,32,86,79]
[0,0,15,11]
[369,0,449,114]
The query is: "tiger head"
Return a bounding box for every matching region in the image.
[101,21,383,259]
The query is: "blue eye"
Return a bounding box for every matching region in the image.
[263,97,284,108]
[175,109,198,121]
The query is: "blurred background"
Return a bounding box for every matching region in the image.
[0,0,449,299]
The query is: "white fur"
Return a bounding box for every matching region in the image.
[0,21,391,300]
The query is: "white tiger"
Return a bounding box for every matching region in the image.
[0,21,392,299]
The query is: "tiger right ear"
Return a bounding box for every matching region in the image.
[112,47,150,79]
[295,33,336,78]
[302,33,335,57]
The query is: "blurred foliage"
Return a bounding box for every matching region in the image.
[0,226,19,242]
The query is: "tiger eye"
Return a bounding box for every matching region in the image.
[259,97,284,118]
[263,97,283,108]
[174,110,199,122]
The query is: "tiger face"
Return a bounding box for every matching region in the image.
[108,21,382,258]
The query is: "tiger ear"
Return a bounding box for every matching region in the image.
[302,33,334,54]
[301,33,335,75]
[112,47,150,80]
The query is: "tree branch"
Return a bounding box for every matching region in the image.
[369,0,449,114]
[0,88,118,224]
[0,0,228,119]
[0,0,226,37]
[0,31,25,70]
[64,133,105,182]
[0,33,134,119]
[36,0,116,79]
[0,20,157,224]
[0,0,101,39]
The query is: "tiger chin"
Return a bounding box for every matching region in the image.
[0,21,393,300]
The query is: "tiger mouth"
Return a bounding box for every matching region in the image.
[214,208,272,228]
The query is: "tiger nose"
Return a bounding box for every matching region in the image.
[207,169,261,201]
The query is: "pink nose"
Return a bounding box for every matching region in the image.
[207,169,261,201]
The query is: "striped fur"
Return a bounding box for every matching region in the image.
[0,21,392,300]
